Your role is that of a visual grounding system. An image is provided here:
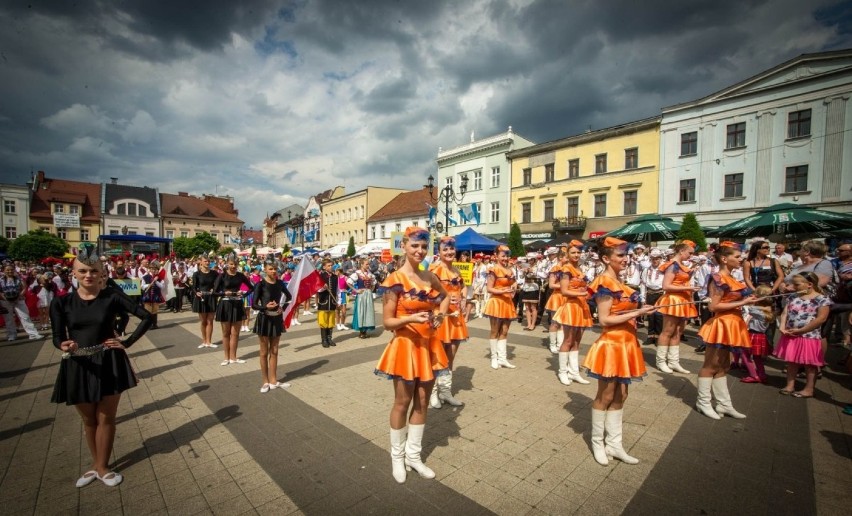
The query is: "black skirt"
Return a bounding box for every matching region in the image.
[520,289,540,302]
[253,312,284,337]
[215,299,245,322]
[51,348,137,405]
[192,293,217,313]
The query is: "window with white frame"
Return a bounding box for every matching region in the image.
[473,170,482,190]
[80,229,89,241]
[57,228,67,239]
[166,230,174,239]
[3,200,14,214]
[69,205,79,215]
[54,203,64,213]
[490,201,500,223]
[490,167,500,188]
[5,226,16,239]
[395,223,401,232]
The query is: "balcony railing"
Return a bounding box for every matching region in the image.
[552,216,587,231]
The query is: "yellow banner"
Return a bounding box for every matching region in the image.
[113,278,141,296]
[454,262,473,286]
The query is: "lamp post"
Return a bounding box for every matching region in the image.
[427,173,468,236]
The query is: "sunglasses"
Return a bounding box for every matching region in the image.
[759,246,769,249]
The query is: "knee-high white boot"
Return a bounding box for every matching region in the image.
[489,339,499,369]
[389,427,407,483]
[604,410,639,464]
[404,424,435,479]
[429,382,442,409]
[591,409,609,466]
[712,377,746,418]
[668,345,690,373]
[695,376,721,419]
[656,345,673,373]
[548,331,559,354]
[438,371,463,406]
[496,339,516,368]
[557,352,572,385]
[567,350,590,384]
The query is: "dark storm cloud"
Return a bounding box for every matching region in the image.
[356,77,416,114]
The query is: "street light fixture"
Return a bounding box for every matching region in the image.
[427,173,468,236]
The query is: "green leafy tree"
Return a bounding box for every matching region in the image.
[250,246,257,260]
[194,231,221,255]
[0,236,9,254]
[508,223,525,258]
[677,212,707,251]
[7,230,68,261]
[347,236,356,257]
[219,246,234,257]
[282,244,290,254]
[172,232,222,258]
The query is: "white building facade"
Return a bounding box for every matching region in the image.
[659,50,852,227]
[436,127,535,238]
[0,183,30,240]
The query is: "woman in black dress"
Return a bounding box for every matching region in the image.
[51,244,152,488]
[252,260,292,392]
[191,255,219,349]
[214,256,254,365]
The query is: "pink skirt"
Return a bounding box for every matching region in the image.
[773,335,824,367]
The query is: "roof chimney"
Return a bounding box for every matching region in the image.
[110,177,118,184]
[178,192,188,197]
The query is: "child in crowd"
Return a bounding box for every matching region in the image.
[740,285,774,383]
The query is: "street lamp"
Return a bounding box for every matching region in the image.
[427,173,468,236]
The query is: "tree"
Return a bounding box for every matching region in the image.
[7,230,68,261]
[219,246,234,257]
[0,236,9,254]
[347,236,356,257]
[172,231,222,258]
[194,231,221,255]
[508,223,525,258]
[677,212,707,251]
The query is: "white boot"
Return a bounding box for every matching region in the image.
[591,409,609,466]
[556,329,565,354]
[438,372,463,406]
[548,331,559,354]
[712,377,746,419]
[429,383,442,409]
[496,339,516,369]
[489,339,499,369]
[567,350,590,384]
[604,410,639,464]
[695,377,721,419]
[557,352,572,385]
[656,345,673,373]
[668,345,690,373]
[389,427,407,483]
[404,424,435,479]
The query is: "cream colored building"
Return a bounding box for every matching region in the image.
[321,187,409,248]
[507,116,661,241]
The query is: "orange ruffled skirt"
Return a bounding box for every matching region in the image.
[552,298,592,328]
[545,291,565,312]
[374,325,449,382]
[435,311,468,344]
[698,311,750,350]
[581,325,647,384]
[656,292,698,318]
[483,295,517,320]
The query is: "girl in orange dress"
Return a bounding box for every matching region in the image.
[428,236,468,409]
[482,244,518,369]
[655,241,700,374]
[582,237,656,466]
[546,251,570,353]
[695,242,756,419]
[374,227,450,484]
[553,240,593,385]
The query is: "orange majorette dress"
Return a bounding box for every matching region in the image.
[482,266,517,321]
[552,263,592,329]
[429,262,468,344]
[581,275,647,383]
[655,259,698,318]
[544,264,566,312]
[697,273,752,350]
[374,271,449,382]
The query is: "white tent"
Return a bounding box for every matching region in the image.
[324,241,350,257]
[356,239,390,255]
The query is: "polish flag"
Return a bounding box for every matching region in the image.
[162,260,176,301]
[281,256,324,328]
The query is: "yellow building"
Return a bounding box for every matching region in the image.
[321,187,409,248]
[507,116,661,241]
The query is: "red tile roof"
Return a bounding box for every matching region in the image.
[29,172,101,223]
[160,192,243,224]
[368,187,433,222]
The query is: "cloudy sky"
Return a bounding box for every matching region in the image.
[1,0,850,229]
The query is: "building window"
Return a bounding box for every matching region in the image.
[128,230,137,235]
[724,173,744,198]
[625,148,638,170]
[3,200,14,214]
[80,229,89,241]
[567,197,579,219]
[4,227,16,239]
[445,176,453,189]
[54,204,64,213]
[139,205,147,217]
[380,225,385,238]
[109,229,119,235]
[117,203,126,215]
[473,170,482,191]
[623,191,637,215]
[595,154,607,174]
[166,230,174,239]
[545,164,555,182]
[543,199,554,221]
[181,231,188,237]
[680,132,698,156]
[395,223,401,232]
[57,228,67,239]
[680,179,696,202]
[69,205,79,215]
[568,159,579,179]
[787,109,811,139]
[145,231,154,237]
[128,203,137,216]
[785,165,808,193]
[490,202,500,223]
[594,194,607,217]
[490,167,500,188]
[521,202,531,223]
[726,122,746,149]
[371,227,376,240]
[522,168,532,186]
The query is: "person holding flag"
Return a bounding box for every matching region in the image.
[252,260,292,392]
[281,256,326,330]
[140,260,166,329]
[316,258,339,348]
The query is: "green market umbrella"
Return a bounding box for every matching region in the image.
[601,214,682,242]
[708,203,852,239]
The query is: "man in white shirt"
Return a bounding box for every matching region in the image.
[772,243,794,274]
[640,249,665,344]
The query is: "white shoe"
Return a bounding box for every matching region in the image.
[557,352,572,385]
[29,334,43,340]
[404,424,435,479]
[303,310,313,315]
[292,319,301,326]
[604,410,639,464]
[220,360,230,366]
[712,377,746,419]
[496,339,516,369]
[429,387,442,409]
[591,409,609,466]
[390,427,407,484]
[695,377,721,419]
[656,346,673,373]
[567,350,590,384]
[668,345,690,374]
[230,359,246,364]
[208,343,219,348]
[260,383,270,393]
[269,382,291,389]
[489,339,499,370]
[437,372,463,406]
[198,343,208,349]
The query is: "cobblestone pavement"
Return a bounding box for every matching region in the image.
[1,308,850,515]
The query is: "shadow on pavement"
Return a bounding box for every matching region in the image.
[0,417,54,442]
[117,384,210,424]
[135,359,193,380]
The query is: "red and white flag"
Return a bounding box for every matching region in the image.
[281,256,325,328]
[162,260,176,301]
